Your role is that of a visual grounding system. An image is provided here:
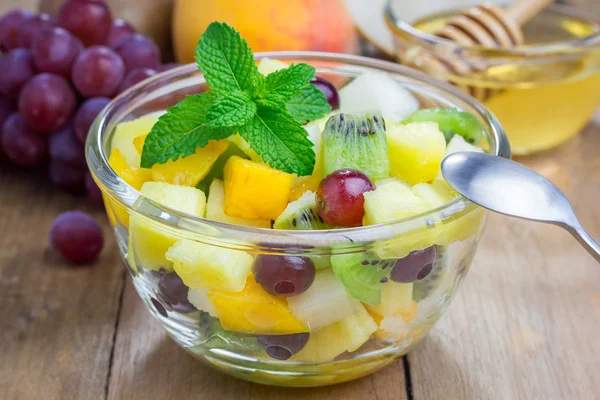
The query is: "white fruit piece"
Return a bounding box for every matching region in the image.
[188,288,217,317]
[110,114,160,167]
[287,269,361,332]
[445,134,485,156]
[257,58,288,75]
[166,239,253,292]
[363,180,430,226]
[292,304,378,362]
[130,182,207,272]
[339,71,419,122]
[206,180,271,228]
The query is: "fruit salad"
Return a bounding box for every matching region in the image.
[103,23,487,372]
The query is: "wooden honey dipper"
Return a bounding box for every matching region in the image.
[419,0,552,100]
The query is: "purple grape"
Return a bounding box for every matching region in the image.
[18,73,77,134]
[390,247,436,283]
[118,68,156,93]
[113,34,160,72]
[73,97,111,143]
[49,160,87,194]
[49,125,86,167]
[50,210,103,265]
[253,255,316,296]
[72,46,125,98]
[158,272,197,314]
[18,13,54,49]
[0,8,34,51]
[0,98,15,127]
[0,49,36,98]
[85,172,104,206]
[105,18,135,47]
[311,76,340,110]
[32,27,83,79]
[160,63,180,72]
[56,0,112,46]
[1,113,47,166]
[257,333,310,360]
[151,298,168,317]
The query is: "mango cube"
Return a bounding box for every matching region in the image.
[206,180,271,228]
[223,156,294,220]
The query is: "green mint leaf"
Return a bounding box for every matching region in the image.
[286,84,332,124]
[205,90,256,128]
[256,96,285,110]
[140,93,234,168]
[263,63,316,102]
[195,22,258,95]
[239,105,315,176]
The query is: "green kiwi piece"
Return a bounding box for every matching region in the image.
[274,190,333,230]
[402,108,483,144]
[196,142,249,194]
[322,111,390,181]
[331,252,395,305]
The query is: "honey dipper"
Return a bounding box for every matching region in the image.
[419,0,552,100]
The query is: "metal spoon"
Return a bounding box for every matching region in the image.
[441,152,600,262]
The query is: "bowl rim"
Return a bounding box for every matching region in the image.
[87,51,510,249]
[384,1,600,58]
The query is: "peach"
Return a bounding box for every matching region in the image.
[173,0,358,63]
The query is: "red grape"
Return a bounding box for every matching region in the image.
[73,97,111,143]
[0,8,34,50]
[0,49,36,98]
[257,333,310,360]
[49,125,86,167]
[72,46,125,98]
[0,98,15,127]
[118,68,156,93]
[253,255,316,296]
[18,73,77,134]
[1,113,47,166]
[312,76,340,110]
[158,272,197,314]
[49,160,87,194]
[113,34,161,72]
[106,18,135,47]
[49,210,104,265]
[160,63,180,72]
[390,247,436,283]
[316,169,375,227]
[85,172,104,206]
[56,0,112,46]
[18,13,54,49]
[32,27,83,79]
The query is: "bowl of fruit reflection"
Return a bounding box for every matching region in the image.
[87,52,510,387]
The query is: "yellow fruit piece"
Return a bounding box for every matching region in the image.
[208,276,308,335]
[108,149,153,190]
[223,156,294,220]
[290,174,320,202]
[257,58,288,75]
[363,180,430,226]
[364,282,413,317]
[227,134,262,162]
[151,140,228,186]
[387,122,446,185]
[206,180,271,228]
[292,305,377,362]
[166,239,253,292]
[111,115,160,167]
[130,182,207,272]
[103,193,130,229]
[133,134,147,155]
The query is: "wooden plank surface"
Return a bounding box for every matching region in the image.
[0,166,125,399]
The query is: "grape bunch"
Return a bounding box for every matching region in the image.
[0,1,176,202]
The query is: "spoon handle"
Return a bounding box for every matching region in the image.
[566,223,600,263]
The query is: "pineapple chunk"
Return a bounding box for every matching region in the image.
[188,288,217,317]
[150,140,228,186]
[412,183,454,209]
[364,282,413,317]
[387,122,446,185]
[110,115,160,167]
[257,58,288,75]
[206,180,271,228]
[363,180,429,225]
[166,239,252,292]
[108,149,152,190]
[130,183,206,272]
[287,270,361,332]
[207,276,308,334]
[227,134,262,163]
[292,305,377,362]
[290,123,324,201]
[223,156,294,220]
[445,134,485,156]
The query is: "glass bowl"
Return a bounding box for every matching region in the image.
[87,52,510,387]
[385,0,600,155]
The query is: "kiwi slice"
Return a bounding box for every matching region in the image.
[413,245,446,301]
[274,191,332,230]
[322,111,390,181]
[402,108,483,144]
[331,252,395,305]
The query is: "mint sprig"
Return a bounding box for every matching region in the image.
[140,22,331,176]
